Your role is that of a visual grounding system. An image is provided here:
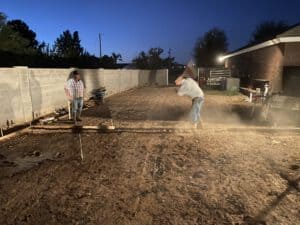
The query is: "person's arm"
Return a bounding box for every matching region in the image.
[80,80,85,98]
[64,80,73,100]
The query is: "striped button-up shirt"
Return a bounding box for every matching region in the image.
[65,79,84,99]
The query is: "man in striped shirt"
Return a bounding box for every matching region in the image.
[64,70,84,123]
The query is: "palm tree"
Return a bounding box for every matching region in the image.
[112,52,122,64]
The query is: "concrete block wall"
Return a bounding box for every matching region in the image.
[0,68,168,127]
[29,68,71,118]
[78,69,104,98]
[103,69,122,96]
[120,70,138,93]
[138,70,169,86]
[0,67,30,126]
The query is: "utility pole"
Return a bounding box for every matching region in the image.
[168,48,171,69]
[167,48,172,84]
[98,33,102,58]
[168,48,171,59]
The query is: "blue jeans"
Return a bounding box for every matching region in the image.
[72,97,83,118]
[191,97,204,123]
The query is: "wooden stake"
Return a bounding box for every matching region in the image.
[28,125,300,133]
[68,100,71,120]
[78,133,83,161]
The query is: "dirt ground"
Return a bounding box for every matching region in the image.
[0,87,299,225]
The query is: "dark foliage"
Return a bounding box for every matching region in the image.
[194,28,228,67]
[132,47,175,70]
[7,19,38,48]
[0,11,124,68]
[250,21,289,44]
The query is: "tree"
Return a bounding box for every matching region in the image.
[72,31,83,56]
[194,28,228,67]
[7,19,38,48]
[132,47,174,69]
[0,12,28,53]
[0,25,32,54]
[52,30,84,58]
[112,52,122,64]
[250,21,289,44]
[0,12,102,67]
[148,48,164,69]
[132,51,148,69]
[0,13,39,66]
[0,12,6,27]
[99,55,115,68]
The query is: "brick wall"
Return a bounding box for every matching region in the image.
[226,45,284,92]
[283,43,300,66]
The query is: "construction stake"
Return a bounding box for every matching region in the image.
[68,100,71,120]
[78,133,83,160]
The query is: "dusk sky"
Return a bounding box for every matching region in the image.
[1,0,300,63]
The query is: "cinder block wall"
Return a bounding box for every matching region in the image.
[0,67,32,126]
[226,45,284,92]
[138,70,169,87]
[29,68,71,119]
[0,68,168,127]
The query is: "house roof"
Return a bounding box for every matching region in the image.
[277,23,300,37]
[220,24,300,61]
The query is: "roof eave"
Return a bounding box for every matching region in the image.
[220,36,300,61]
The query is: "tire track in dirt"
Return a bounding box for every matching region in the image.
[129,146,150,216]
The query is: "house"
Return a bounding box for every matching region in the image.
[221,24,300,96]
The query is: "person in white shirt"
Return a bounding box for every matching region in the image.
[175,75,204,128]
